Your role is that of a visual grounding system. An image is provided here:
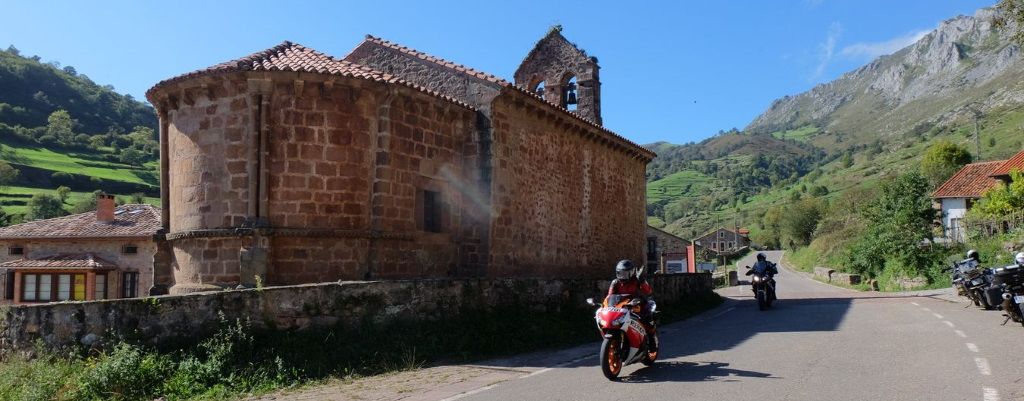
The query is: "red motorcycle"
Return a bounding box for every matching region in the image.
[586,294,658,380]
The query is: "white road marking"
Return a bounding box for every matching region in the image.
[984,387,1000,401]
[922,307,932,312]
[932,313,944,319]
[966,343,979,353]
[522,355,593,378]
[944,321,955,328]
[911,302,919,306]
[709,307,736,319]
[955,330,967,338]
[975,357,992,376]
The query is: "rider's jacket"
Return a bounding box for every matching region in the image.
[608,278,653,298]
[751,260,778,275]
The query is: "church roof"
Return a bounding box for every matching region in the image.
[362,35,510,86]
[934,161,1005,199]
[349,36,655,161]
[146,41,474,110]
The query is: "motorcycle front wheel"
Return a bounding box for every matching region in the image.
[641,332,659,366]
[600,337,623,380]
[756,291,766,311]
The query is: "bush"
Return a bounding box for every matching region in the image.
[73,343,172,401]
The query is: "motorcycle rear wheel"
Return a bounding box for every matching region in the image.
[600,337,622,380]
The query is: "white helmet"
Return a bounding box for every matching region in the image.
[1016,252,1024,266]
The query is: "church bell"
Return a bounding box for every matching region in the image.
[565,82,578,105]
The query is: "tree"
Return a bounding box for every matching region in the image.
[840,152,854,168]
[810,185,830,197]
[70,190,103,214]
[920,140,972,188]
[46,109,75,145]
[781,198,824,248]
[970,170,1024,217]
[0,207,11,227]
[56,186,72,203]
[0,161,18,189]
[26,193,67,220]
[847,171,937,278]
[5,45,19,56]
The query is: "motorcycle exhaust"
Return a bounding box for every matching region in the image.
[1003,293,1013,300]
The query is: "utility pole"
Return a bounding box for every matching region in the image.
[974,113,981,161]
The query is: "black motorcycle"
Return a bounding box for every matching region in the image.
[991,263,1024,327]
[951,260,998,309]
[746,266,776,311]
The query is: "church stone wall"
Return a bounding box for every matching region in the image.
[487,93,646,279]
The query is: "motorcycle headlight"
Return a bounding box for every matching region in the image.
[972,278,984,285]
[752,276,761,282]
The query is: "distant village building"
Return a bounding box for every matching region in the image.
[694,227,750,256]
[145,29,655,293]
[0,195,161,304]
[933,161,1004,243]
[645,225,694,273]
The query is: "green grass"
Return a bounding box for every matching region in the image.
[0,185,159,216]
[0,141,156,186]
[646,169,717,204]
[770,125,819,142]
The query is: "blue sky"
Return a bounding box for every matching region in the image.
[0,0,996,145]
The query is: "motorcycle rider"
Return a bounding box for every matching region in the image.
[607,260,655,331]
[1017,252,1024,267]
[746,252,779,293]
[960,249,982,271]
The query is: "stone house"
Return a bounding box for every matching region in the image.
[694,227,749,256]
[0,195,161,304]
[145,28,655,294]
[645,225,692,273]
[933,160,1004,243]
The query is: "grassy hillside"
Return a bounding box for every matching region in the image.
[0,46,159,221]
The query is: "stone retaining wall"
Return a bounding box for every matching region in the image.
[0,273,712,353]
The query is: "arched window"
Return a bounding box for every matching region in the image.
[534,80,546,98]
[562,75,578,111]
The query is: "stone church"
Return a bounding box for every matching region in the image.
[145,27,655,294]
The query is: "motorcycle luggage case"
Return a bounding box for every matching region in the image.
[991,266,1024,286]
[984,287,1004,307]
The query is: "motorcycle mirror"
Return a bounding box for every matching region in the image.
[745,265,752,269]
[586,298,596,306]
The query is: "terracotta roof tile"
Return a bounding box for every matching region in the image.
[146,41,474,110]
[0,204,161,239]
[933,161,1005,198]
[0,253,117,270]
[990,149,1024,178]
[359,36,655,161]
[362,35,510,85]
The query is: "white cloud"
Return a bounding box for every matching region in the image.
[840,29,930,59]
[812,22,842,81]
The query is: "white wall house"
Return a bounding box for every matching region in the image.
[933,161,1004,243]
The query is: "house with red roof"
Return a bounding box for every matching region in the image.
[0,195,162,304]
[988,148,1024,184]
[933,160,1005,242]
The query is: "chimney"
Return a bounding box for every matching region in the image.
[96,194,116,223]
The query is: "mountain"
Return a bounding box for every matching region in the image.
[649,7,1024,238]
[0,46,159,218]
[747,8,1024,152]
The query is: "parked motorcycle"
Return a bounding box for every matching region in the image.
[991,263,1024,327]
[746,265,776,311]
[949,260,997,309]
[586,294,658,380]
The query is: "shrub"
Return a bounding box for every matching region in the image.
[73,343,172,401]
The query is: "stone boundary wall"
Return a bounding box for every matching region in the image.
[0,273,712,352]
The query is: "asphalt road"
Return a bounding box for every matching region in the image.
[449,251,1024,401]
